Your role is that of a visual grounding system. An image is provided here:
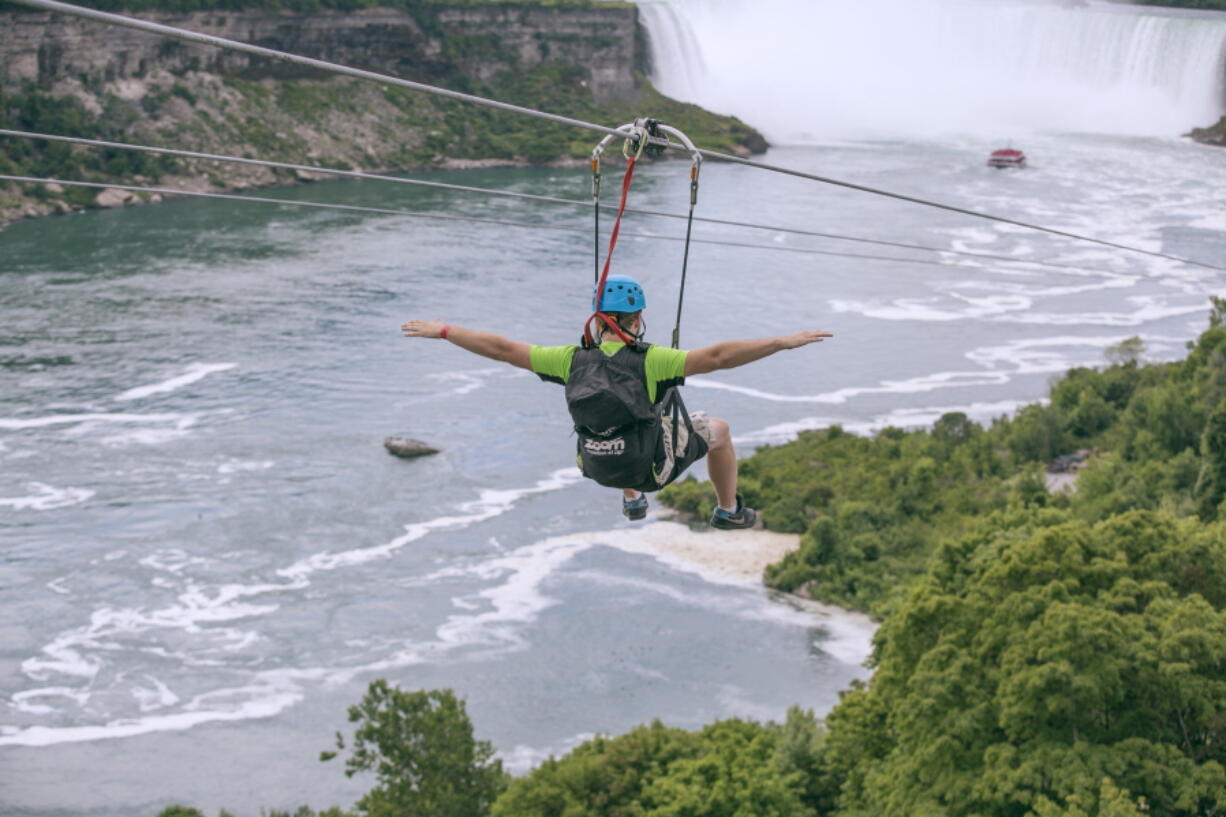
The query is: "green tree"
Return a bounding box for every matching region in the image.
[823,510,1226,817]
[1104,337,1145,367]
[491,720,702,817]
[1195,404,1226,520]
[324,681,507,817]
[492,718,814,817]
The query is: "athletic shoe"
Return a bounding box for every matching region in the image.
[622,494,649,521]
[710,494,757,530]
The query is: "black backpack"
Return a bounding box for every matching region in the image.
[564,344,708,493]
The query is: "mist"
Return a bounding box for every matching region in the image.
[640,0,1226,141]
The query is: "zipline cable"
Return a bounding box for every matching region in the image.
[6,0,1223,273]
[3,173,1002,269]
[0,128,1150,278]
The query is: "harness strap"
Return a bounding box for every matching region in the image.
[583,153,639,347]
[672,163,699,349]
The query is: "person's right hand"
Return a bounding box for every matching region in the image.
[401,319,447,339]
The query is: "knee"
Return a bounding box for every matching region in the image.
[707,417,732,450]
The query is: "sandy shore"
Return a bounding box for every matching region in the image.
[588,519,806,586]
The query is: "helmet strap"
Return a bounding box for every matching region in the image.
[585,311,635,347]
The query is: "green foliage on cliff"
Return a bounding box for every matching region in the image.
[44,0,626,12]
[1132,0,1226,10]
[0,84,179,206]
[664,305,1226,619]
[822,505,1226,816]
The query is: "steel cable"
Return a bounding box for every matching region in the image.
[0,128,1156,278]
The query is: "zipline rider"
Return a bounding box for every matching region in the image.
[401,275,832,528]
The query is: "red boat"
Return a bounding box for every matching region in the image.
[988,148,1026,169]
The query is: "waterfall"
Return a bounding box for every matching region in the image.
[638,0,1226,141]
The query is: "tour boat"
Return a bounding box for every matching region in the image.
[987,147,1027,169]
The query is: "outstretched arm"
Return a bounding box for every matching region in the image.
[684,330,833,376]
[401,319,532,371]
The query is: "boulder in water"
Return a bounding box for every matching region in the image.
[384,436,439,458]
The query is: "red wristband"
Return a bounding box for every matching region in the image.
[440,324,451,340]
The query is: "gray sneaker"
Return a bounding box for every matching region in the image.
[622,494,649,521]
[710,494,757,530]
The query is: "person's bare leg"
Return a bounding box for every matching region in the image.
[705,417,738,510]
[623,489,641,500]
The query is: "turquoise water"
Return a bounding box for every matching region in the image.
[2,132,1224,815]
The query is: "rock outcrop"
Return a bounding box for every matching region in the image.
[384,436,440,458]
[1188,115,1226,147]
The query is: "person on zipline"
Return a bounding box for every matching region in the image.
[401,275,832,528]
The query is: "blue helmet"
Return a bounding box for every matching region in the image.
[593,274,647,312]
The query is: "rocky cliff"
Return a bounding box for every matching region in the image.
[2,4,643,102]
[0,2,766,224]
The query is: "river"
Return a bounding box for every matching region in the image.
[2,1,1225,815]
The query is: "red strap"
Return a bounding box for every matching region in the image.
[584,156,638,347]
[584,312,635,346]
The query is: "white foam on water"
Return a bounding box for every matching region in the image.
[0,676,305,747]
[45,577,73,596]
[4,468,592,743]
[112,363,237,402]
[138,548,212,574]
[433,538,591,653]
[0,482,94,511]
[966,332,1186,370]
[217,459,275,475]
[738,398,1035,446]
[1008,296,1209,327]
[716,684,792,722]
[946,274,1139,298]
[493,523,873,665]
[844,399,1036,435]
[691,369,1012,406]
[0,412,198,431]
[11,687,90,716]
[278,467,584,581]
[830,296,1001,322]
[425,366,512,397]
[791,597,878,666]
[131,676,180,712]
[500,732,597,775]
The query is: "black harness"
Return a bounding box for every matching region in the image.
[558,343,708,493]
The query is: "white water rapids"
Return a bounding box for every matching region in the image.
[639,0,1226,140]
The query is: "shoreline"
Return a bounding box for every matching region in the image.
[571,517,879,665]
[0,154,595,230]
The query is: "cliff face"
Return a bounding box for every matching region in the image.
[0,4,764,224]
[2,4,642,103]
